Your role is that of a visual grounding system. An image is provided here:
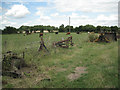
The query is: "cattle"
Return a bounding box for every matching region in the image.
[76,32,80,34]
[55,32,58,34]
[66,32,70,35]
[25,30,31,35]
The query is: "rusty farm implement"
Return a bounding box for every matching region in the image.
[53,36,74,48]
[94,32,117,43]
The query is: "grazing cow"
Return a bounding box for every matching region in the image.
[55,32,58,34]
[26,30,29,35]
[25,30,31,35]
[76,32,80,34]
[66,32,70,35]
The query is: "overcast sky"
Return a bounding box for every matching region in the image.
[0,0,119,29]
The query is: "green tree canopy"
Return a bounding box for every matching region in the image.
[3,26,18,34]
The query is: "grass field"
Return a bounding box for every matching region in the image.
[2,33,118,88]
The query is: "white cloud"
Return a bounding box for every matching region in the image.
[5,4,30,18]
[1,19,17,26]
[36,7,45,16]
[36,7,51,24]
[95,14,118,26]
[1,13,117,29]
[50,13,59,17]
[22,23,29,25]
[0,16,2,21]
[36,7,53,16]
[53,0,119,13]
[50,13,117,27]
[0,15,20,29]
[96,14,117,21]
[3,0,51,2]
[1,19,17,29]
[1,0,118,29]
[34,0,118,27]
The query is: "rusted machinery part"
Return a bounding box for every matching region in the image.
[54,36,72,44]
[94,36,110,43]
[54,40,71,45]
[2,71,22,78]
[53,36,73,48]
[94,33,110,43]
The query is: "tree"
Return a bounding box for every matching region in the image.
[19,25,31,33]
[84,24,96,32]
[79,25,84,32]
[29,26,34,33]
[74,27,79,32]
[46,25,53,33]
[3,26,18,34]
[59,24,65,32]
[19,25,30,31]
[96,26,101,33]
[0,29,2,34]
[111,26,118,32]
[65,25,69,32]
[118,28,120,34]
[70,26,74,32]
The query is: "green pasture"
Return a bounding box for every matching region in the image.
[2,33,118,88]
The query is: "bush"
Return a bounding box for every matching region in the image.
[88,33,98,42]
[2,56,13,71]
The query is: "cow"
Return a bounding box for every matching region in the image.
[66,32,70,35]
[55,32,58,34]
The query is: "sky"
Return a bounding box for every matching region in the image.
[0,0,119,29]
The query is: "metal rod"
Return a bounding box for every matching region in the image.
[69,17,70,32]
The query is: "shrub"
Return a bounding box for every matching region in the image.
[88,33,98,42]
[2,56,13,71]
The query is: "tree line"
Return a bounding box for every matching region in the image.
[1,24,120,34]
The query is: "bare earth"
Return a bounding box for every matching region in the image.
[68,67,88,81]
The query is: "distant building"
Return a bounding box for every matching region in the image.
[44,30,48,33]
[36,30,40,33]
[53,30,58,32]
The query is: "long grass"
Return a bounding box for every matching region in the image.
[2,33,118,88]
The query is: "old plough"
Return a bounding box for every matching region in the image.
[53,36,74,48]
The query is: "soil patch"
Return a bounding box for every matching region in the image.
[56,68,66,72]
[46,66,66,72]
[68,67,88,81]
